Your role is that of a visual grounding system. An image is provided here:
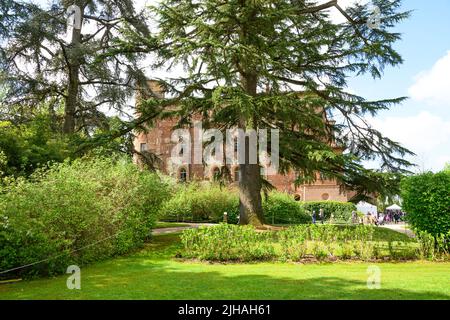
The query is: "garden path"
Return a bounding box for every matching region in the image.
[152,223,216,235]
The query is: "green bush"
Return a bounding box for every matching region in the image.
[180,224,423,262]
[263,192,310,224]
[161,188,311,225]
[0,157,169,278]
[160,183,239,223]
[401,171,450,236]
[301,201,356,223]
[180,224,275,261]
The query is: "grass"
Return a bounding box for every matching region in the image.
[154,221,190,229]
[0,233,449,300]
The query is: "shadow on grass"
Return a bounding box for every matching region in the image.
[2,260,449,300]
[1,234,448,300]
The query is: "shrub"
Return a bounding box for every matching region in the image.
[310,241,330,260]
[0,157,169,278]
[401,171,450,236]
[301,201,356,223]
[160,183,239,223]
[415,230,449,260]
[180,224,275,261]
[180,224,438,262]
[263,192,310,224]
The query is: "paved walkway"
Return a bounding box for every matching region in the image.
[382,223,415,238]
[152,223,216,235]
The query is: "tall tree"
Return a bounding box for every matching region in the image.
[0,0,152,135]
[117,0,413,226]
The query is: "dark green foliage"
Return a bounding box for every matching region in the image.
[0,117,71,177]
[0,0,152,136]
[263,192,310,224]
[401,171,450,236]
[161,185,354,225]
[302,201,357,223]
[0,157,169,278]
[117,0,413,209]
[160,183,239,223]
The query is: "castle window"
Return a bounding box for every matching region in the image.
[234,137,238,153]
[321,193,330,201]
[140,143,147,152]
[179,168,187,182]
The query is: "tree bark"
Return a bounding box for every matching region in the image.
[238,72,265,226]
[239,160,264,226]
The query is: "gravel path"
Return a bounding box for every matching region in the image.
[382,223,415,238]
[152,223,216,235]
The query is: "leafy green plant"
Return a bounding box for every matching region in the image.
[180,224,275,261]
[160,182,239,223]
[263,192,310,224]
[332,242,354,259]
[0,157,169,278]
[311,241,330,260]
[301,201,357,223]
[401,171,450,236]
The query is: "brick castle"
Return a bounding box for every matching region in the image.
[134,81,355,202]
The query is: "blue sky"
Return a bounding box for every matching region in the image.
[344,0,450,172]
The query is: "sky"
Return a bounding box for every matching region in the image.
[342,0,450,173]
[30,0,450,172]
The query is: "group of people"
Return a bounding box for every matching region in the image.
[311,208,405,226]
[311,209,327,224]
[351,210,405,226]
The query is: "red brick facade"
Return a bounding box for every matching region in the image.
[134,81,354,202]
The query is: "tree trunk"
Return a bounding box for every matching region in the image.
[238,72,265,226]
[239,161,264,226]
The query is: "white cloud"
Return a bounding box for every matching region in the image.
[368,111,450,172]
[408,51,450,107]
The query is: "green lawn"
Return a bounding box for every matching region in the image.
[1,233,449,300]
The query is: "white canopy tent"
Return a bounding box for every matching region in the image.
[386,204,402,211]
[356,201,378,215]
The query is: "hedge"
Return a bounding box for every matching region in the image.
[0,157,169,278]
[160,183,355,225]
[263,192,310,224]
[301,201,356,223]
[160,183,239,223]
[401,171,450,236]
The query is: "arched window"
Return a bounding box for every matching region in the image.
[179,167,187,182]
[234,167,240,182]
